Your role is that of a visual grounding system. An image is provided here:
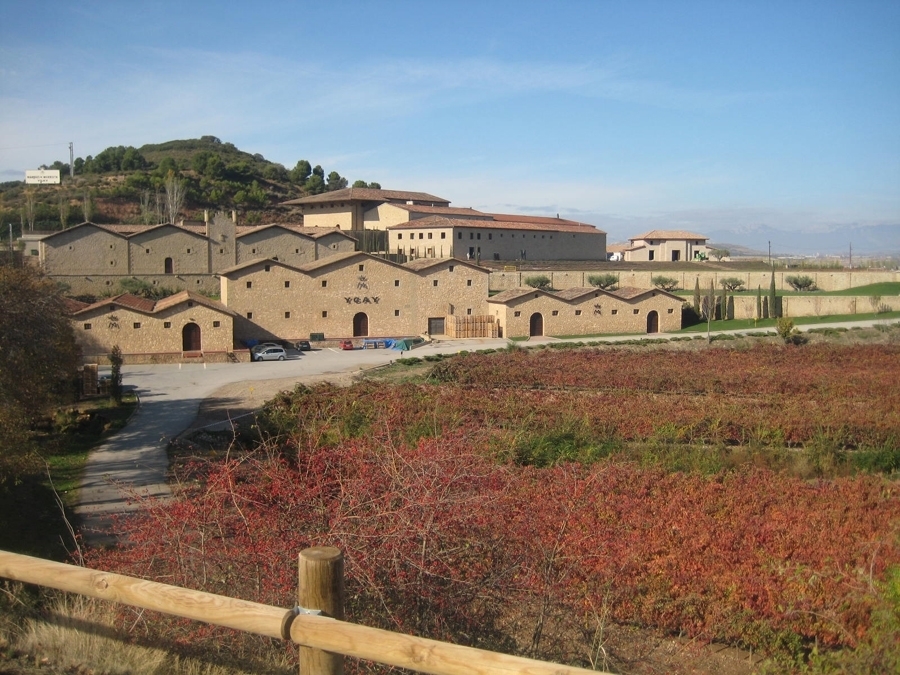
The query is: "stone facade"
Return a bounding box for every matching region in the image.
[70,291,236,361]
[220,252,490,343]
[624,230,710,262]
[488,287,684,338]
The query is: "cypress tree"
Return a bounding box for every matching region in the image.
[763,296,770,319]
[718,284,727,321]
[693,277,701,315]
[756,285,762,319]
[769,270,778,318]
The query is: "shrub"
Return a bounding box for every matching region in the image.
[524,275,552,291]
[586,273,619,290]
[651,276,679,292]
[776,317,808,345]
[785,275,818,292]
[720,277,745,292]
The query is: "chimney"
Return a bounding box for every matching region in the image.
[231,210,237,224]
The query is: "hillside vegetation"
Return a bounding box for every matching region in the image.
[0,136,381,232]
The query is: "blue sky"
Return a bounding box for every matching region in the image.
[1,1,898,251]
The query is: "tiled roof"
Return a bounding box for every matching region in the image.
[487,213,602,231]
[234,224,354,240]
[295,251,368,273]
[487,288,547,303]
[394,205,491,218]
[71,291,235,317]
[630,230,707,242]
[282,188,450,206]
[402,258,488,273]
[389,215,603,234]
[555,288,601,301]
[62,297,90,314]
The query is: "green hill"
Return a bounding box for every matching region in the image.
[0,136,380,233]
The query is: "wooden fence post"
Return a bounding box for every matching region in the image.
[298,546,345,675]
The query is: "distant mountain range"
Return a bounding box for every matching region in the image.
[704,223,899,257]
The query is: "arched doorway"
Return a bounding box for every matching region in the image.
[164,257,174,274]
[646,311,659,334]
[529,312,544,337]
[353,312,369,337]
[182,323,201,351]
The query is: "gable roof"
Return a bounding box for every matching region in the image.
[487,287,550,303]
[283,188,450,206]
[40,221,128,242]
[389,204,491,219]
[402,258,488,274]
[487,213,602,232]
[70,291,236,317]
[629,230,708,242]
[487,285,683,306]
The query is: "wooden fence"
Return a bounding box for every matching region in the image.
[0,547,605,675]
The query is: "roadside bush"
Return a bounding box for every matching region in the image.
[776,318,808,345]
[586,273,619,290]
[785,275,818,292]
[524,275,552,291]
[651,275,679,292]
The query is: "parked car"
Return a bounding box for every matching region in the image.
[251,342,281,354]
[295,340,312,351]
[340,339,355,350]
[253,346,287,361]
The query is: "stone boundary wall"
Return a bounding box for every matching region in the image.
[489,269,899,293]
[54,274,221,297]
[730,294,899,320]
[82,350,247,366]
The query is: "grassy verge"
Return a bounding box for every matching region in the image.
[0,394,137,560]
[678,312,900,333]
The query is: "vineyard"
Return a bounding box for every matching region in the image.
[89,342,900,673]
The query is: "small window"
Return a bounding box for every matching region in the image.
[322,310,328,318]
[285,311,291,319]
[419,233,424,240]
[186,248,191,254]
[466,308,472,315]
[219,248,224,254]
[145,248,150,254]
[432,280,438,287]
[427,233,432,239]
[575,310,582,316]
[285,280,290,288]
[469,233,474,240]
[514,311,521,317]
[30,249,38,256]
[109,244,114,249]
[552,310,559,316]
[213,320,220,328]
[633,309,640,314]
[133,322,141,329]
[252,248,257,254]
[163,321,171,328]
[246,281,252,288]
[477,233,481,240]
[668,308,674,314]
[394,309,400,316]
[457,232,462,239]
[394,280,400,286]
[466,279,472,286]
[358,264,364,271]
[322,280,327,288]
[440,232,446,239]
[488,233,492,240]
[611,309,618,315]
[247,312,253,319]
[83,323,91,330]
[264,265,270,272]
[188,301,193,307]
[448,265,454,272]
[295,248,300,253]
[398,233,403,239]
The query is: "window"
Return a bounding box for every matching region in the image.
[398,233,403,239]
[321,280,327,288]
[488,233,492,240]
[264,265,270,272]
[186,248,191,254]
[427,232,432,239]
[433,280,438,287]
[394,280,400,286]
[575,310,582,316]
[295,248,300,253]
[109,244,114,249]
[358,264,364,271]
[247,312,253,319]
[514,311,521,317]
[419,233,424,240]
[633,309,640,314]
[188,301,194,307]
[668,308,674,314]
[285,311,291,319]
[285,280,290,288]
[145,248,150,254]
[552,310,559,316]
[448,265,454,272]
[440,232,446,239]
[469,232,474,239]
[611,309,618,315]
[30,249,38,256]
[246,281,252,288]
[394,309,400,316]
[466,308,472,315]
[219,248,224,254]
[477,233,481,240]
[164,321,171,328]
[322,310,328,318]
[457,232,462,239]
[648,250,655,261]
[252,248,257,254]
[133,322,141,329]
[83,323,91,330]
[466,279,472,286]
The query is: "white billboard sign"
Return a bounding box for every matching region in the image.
[25,169,61,184]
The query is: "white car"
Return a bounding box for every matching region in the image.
[253,346,287,361]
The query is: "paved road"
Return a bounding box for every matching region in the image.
[74,318,893,544]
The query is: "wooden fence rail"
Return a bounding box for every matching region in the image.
[0,548,605,675]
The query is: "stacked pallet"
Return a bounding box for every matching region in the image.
[445,315,499,338]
